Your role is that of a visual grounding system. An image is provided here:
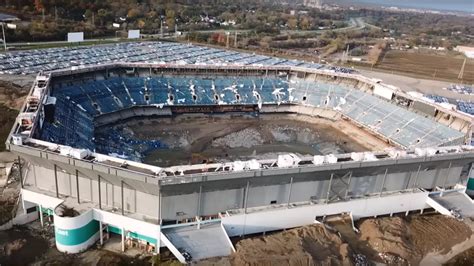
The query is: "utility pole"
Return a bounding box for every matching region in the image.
[55,6,58,21]
[234,32,238,47]
[160,17,164,38]
[226,32,230,48]
[175,18,178,35]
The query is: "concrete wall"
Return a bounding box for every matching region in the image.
[222,191,430,237]
[25,163,159,220]
[23,155,468,221]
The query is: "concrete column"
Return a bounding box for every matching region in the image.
[156,230,161,254]
[99,221,103,245]
[121,228,125,252]
[21,196,26,215]
[39,204,44,227]
[466,163,474,196]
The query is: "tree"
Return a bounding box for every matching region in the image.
[127,8,140,19]
[287,18,297,30]
[166,9,175,31]
[300,16,311,31]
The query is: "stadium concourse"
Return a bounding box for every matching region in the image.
[3,57,474,262]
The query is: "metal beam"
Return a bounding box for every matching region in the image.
[326,173,334,204]
[442,162,452,188]
[157,184,161,225]
[98,175,102,209]
[39,204,44,227]
[76,170,80,204]
[197,185,202,216]
[287,177,294,208]
[412,164,422,190]
[54,164,59,198]
[17,156,23,188]
[244,180,250,213]
[344,171,353,200]
[380,168,388,196]
[121,180,124,216]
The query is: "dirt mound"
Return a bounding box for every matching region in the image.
[407,214,471,255]
[0,104,19,151]
[444,247,474,266]
[0,79,30,110]
[221,224,354,266]
[358,217,417,264]
[0,227,49,265]
[357,214,472,264]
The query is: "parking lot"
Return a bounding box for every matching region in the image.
[0,41,354,75]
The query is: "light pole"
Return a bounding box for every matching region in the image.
[1,22,16,51]
[1,22,6,51]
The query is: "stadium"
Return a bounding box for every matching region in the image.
[6,58,474,262]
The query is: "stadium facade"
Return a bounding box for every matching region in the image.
[6,63,474,262]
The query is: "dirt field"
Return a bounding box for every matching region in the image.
[0,78,30,151]
[0,224,174,266]
[445,247,474,266]
[100,113,391,167]
[0,105,19,151]
[376,50,474,83]
[196,214,473,266]
[0,227,50,265]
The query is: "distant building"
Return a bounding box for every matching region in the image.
[304,0,322,8]
[455,46,474,59]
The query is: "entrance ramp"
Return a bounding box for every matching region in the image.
[428,190,474,218]
[162,220,234,262]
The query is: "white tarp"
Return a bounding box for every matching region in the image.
[324,154,338,164]
[67,32,84,42]
[373,84,394,100]
[233,160,261,171]
[128,29,140,39]
[312,155,324,165]
[277,154,301,168]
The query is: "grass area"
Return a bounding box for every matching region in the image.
[0,104,18,151]
[375,50,474,83]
